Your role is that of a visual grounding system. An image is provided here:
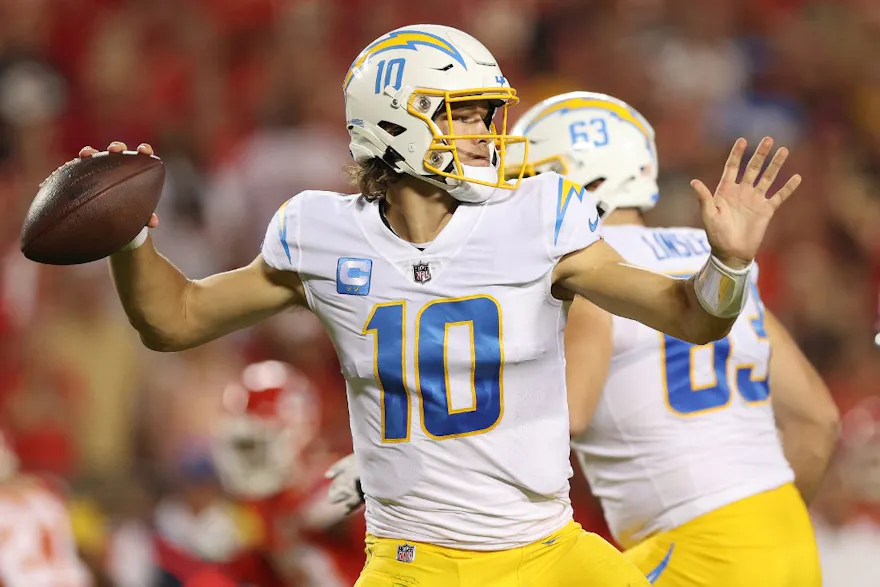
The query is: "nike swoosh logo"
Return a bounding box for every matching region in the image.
[646,543,675,584]
[589,215,600,232]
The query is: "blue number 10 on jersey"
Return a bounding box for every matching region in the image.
[363,295,504,442]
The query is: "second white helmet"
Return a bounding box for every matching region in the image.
[508,91,659,216]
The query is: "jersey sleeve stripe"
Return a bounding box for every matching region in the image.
[554,176,588,245]
[277,199,293,264]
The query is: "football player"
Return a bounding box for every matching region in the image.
[327,91,838,585]
[76,25,801,586]
[212,360,364,586]
[512,92,837,586]
[0,429,92,586]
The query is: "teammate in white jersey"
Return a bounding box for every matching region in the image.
[506,91,839,586]
[72,25,800,586]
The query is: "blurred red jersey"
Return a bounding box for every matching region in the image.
[0,476,91,587]
[240,469,366,586]
[153,533,279,587]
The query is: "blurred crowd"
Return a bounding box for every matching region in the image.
[0,0,878,585]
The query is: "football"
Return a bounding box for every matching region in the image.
[20,151,164,265]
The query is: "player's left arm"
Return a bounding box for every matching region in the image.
[765,310,840,503]
[553,241,729,344]
[553,137,802,345]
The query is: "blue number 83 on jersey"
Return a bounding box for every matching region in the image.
[363,295,504,442]
[662,282,770,415]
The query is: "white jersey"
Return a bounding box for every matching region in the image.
[262,173,602,550]
[0,480,92,587]
[571,225,794,548]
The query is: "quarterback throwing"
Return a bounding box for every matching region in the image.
[73,24,800,587]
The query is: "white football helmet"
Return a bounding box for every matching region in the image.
[344,25,527,203]
[213,361,319,500]
[507,91,659,216]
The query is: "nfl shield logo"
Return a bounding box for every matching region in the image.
[413,262,431,284]
[396,543,416,564]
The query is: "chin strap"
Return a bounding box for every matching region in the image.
[446,164,503,204]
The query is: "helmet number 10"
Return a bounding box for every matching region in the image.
[374,58,407,94]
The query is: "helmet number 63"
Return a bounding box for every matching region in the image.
[569,118,609,148]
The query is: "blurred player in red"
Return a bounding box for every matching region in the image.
[0,428,92,587]
[812,397,880,585]
[213,360,365,586]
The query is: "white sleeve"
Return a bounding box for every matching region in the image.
[541,173,603,263]
[261,194,303,273]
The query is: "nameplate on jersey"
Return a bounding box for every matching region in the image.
[336,257,373,296]
[412,261,432,284]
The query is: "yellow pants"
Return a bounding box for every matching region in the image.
[624,483,821,586]
[356,520,650,586]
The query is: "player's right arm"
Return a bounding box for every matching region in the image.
[90,142,307,352]
[565,297,613,437]
[764,310,840,503]
[110,247,305,351]
[552,137,801,345]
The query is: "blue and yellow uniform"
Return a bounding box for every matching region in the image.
[572,225,821,587]
[263,174,649,586]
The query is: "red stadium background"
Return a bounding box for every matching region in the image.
[0,0,878,585]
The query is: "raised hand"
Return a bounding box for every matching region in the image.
[690,137,801,268]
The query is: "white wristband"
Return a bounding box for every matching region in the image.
[120,227,149,251]
[693,254,752,318]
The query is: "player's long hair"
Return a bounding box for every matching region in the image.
[346,157,400,201]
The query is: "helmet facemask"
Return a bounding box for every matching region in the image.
[506,153,569,180]
[407,89,527,195]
